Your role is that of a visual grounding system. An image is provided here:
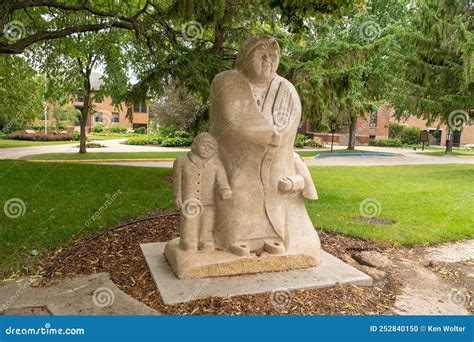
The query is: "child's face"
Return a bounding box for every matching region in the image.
[196,141,216,159]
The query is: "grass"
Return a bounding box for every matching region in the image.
[24,151,188,160]
[418,150,474,157]
[0,138,76,149]
[0,161,173,275]
[1,161,473,276]
[307,164,474,245]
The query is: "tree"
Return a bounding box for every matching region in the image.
[0,0,162,54]
[386,0,474,153]
[30,26,131,152]
[0,54,44,132]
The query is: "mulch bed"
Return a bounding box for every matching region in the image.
[39,212,400,315]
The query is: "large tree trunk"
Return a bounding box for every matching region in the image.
[79,72,92,154]
[347,116,357,150]
[445,127,453,154]
[213,23,224,57]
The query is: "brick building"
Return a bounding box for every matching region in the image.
[308,106,473,147]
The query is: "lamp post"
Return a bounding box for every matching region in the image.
[330,120,337,152]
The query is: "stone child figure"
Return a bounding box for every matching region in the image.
[172,133,232,252]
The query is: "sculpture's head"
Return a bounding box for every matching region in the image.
[192,132,218,160]
[236,34,280,85]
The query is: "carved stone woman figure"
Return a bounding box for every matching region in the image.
[209,35,321,263]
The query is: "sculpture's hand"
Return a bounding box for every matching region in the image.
[220,189,232,200]
[174,198,182,209]
[278,177,293,192]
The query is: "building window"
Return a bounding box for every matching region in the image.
[94,112,103,123]
[112,112,120,123]
[133,99,147,113]
[370,111,378,128]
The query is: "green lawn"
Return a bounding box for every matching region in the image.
[0,139,76,149]
[1,161,473,276]
[418,150,474,157]
[24,151,188,160]
[307,164,474,245]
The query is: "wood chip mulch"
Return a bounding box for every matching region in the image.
[39,212,400,315]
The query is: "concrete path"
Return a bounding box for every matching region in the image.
[0,273,158,315]
[0,139,190,160]
[1,140,472,167]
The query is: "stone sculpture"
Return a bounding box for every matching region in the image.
[164,34,321,279]
[172,133,232,252]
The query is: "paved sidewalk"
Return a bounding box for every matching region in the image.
[0,273,158,315]
[0,139,190,160]
[1,140,472,167]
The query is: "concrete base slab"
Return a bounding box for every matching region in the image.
[141,242,373,304]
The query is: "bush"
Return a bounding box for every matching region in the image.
[124,126,194,146]
[108,125,128,133]
[401,127,421,145]
[32,124,45,131]
[389,123,404,139]
[93,123,105,133]
[294,134,322,148]
[389,123,421,145]
[72,131,81,141]
[294,134,306,148]
[464,144,473,151]
[134,126,146,134]
[369,138,402,147]
[161,136,193,147]
[8,131,73,141]
[55,122,67,130]
[124,136,150,145]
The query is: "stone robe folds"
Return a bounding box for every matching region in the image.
[209,70,321,262]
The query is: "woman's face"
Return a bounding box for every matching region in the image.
[246,45,279,83]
